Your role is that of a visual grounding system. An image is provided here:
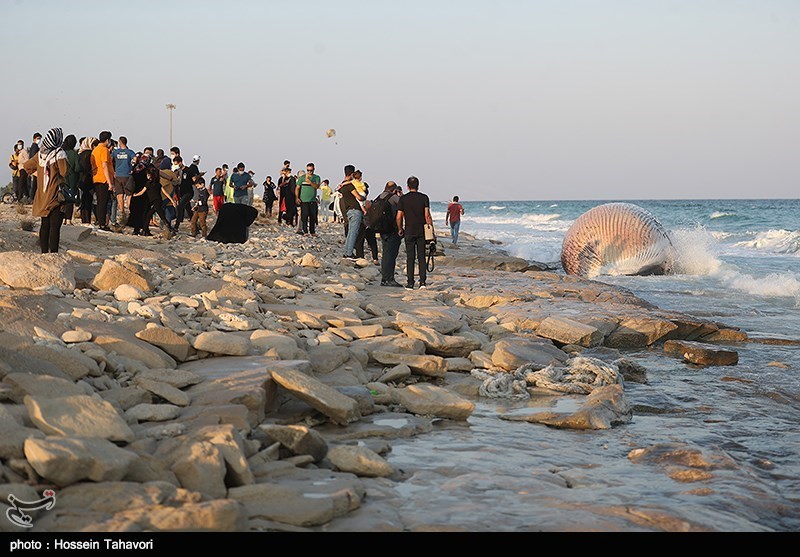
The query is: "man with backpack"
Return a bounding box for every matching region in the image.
[367,181,403,287]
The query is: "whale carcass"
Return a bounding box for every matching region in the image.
[561,203,675,278]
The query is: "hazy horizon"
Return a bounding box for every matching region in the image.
[2,0,798,202]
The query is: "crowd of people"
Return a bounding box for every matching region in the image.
[8,128,451,289]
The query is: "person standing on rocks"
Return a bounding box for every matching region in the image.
[110,136,136,227]
[210,167,226,213]
[296,162,321,235]
[339,164,365,260]
[22,128,67,253]
[230,162,251,205]
[91,131,115,231]
[377,181,403,286]
[396,175,433,289]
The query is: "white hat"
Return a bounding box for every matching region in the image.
[192,154,201,163]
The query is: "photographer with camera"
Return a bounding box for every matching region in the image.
[396,175,433,290]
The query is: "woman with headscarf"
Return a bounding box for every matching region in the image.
[22,127,68,253]
[78,136,97,224]
[62,135,79,225]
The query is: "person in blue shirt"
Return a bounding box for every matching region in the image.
[111,136,136,226]
[230,162,251,204]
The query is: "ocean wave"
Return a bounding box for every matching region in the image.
[489,206,506,211]
[710,211,737,219]
[670,226,723,276]
[716,268,800,300]
[549,204,559,208]
[733,229,800,255]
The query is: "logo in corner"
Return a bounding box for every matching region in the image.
[6,490,56,528]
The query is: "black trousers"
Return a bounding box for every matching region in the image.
[356,225,379,260]
[40,207,64,253]
[380,231,402,282]
[143,195,171,234]
[79,182,94,223]
[14,172,25,201]
[94,182,110,226]
[405,234,426,286]
[300,201,318,234]
[175,191,194,227]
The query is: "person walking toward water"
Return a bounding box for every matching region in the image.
[396,175,433,289]
[445,195,464,245]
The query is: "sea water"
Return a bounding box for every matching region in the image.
[365,199,800,531]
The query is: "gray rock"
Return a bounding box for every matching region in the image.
[3,372,85,403]
[98,387,153,411]
[259,424,328,462]
[535,316,604,347]
[22,344,100,381]
[114,284,146,302]
[326,445,395,478]
[0,251,75,291]
[135,326,192,362]
[134,377,190,407]
[664,340,739,367]
[377,364,412,383]
[136,368,204,389]
[491,338,568,371]
[228,469,364,528]
[170,441,228,499]
[61,330,92,343]
[91,259,154,292]
[125,403,182,422]
[24,395,135,443]
[193,424,254,487]
[94,334,177,370]
[394,383,475,421]
[371,351,447,378]
[24,436,138,486]
[193,331,251,356]
[0,404,43,459]
[269,366,361,426]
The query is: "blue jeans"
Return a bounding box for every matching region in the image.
[344,209,363,256]
[450,221,460,244]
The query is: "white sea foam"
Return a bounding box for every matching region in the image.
[733,229,800,255]
[550,204,559,208]
[669,226,723,275]
[710,211,736,219]
[489,205,506,211]
[716,268,800,300]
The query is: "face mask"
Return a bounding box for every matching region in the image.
[172,164,180,172]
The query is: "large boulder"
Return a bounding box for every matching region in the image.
[24,395,135,443]
[394,383,475,421]
[535,316,604,348]
[91,259,154,292]
[0,251,75,291]
[664,340,739,367]
[491,338,569,371]
[24,437,138,486]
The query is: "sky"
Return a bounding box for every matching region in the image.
[2,0,798,201]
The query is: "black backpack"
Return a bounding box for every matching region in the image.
[366,192,395,233]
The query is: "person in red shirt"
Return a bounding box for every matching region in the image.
[445,195,465,245]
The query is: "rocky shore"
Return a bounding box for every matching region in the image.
[0,203,752,532]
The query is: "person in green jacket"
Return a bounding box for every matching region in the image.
[223,163,235,203]
[62,134,80,224]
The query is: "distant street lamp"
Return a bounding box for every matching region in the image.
[166,103,176,148]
